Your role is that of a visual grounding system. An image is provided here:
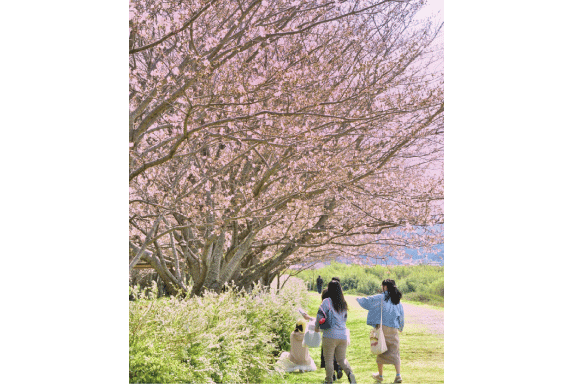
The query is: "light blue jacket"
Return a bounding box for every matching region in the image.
[315,298,348,340]
[356,292,404,332]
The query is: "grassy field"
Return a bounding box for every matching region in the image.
[271,293,444,384]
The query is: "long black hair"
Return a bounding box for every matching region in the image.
[322,277,340,300]
[382,279,402,305]
[326,280,348,313]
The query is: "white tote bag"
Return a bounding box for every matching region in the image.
[370,295,388,355]
[304,319,321,348]
[304,330,321,348]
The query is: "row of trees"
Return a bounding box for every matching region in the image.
[129,0,444,295]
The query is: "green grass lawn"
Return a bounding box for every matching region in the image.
[270,293,443,384]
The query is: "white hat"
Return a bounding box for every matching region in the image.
[304,330,321,348]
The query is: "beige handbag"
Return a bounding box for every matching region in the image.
[370,295,388,354]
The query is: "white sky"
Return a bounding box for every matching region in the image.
[417,0,444,22]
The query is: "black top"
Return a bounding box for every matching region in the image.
[316,277,324,285]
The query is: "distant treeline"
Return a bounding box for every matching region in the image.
[298,262,444,306]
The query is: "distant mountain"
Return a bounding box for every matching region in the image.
[381,243,444,266]
[308,225,444,268]
[329,244,444,267]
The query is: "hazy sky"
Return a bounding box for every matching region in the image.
[418,0,444,22]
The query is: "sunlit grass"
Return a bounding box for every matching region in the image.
[271,293,444,384]
[129,285,443,383]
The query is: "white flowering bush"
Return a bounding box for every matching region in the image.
[129,279,307,383]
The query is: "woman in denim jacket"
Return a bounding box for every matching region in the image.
[356,279,404,383]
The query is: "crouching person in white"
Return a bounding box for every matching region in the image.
[277,319,317,372]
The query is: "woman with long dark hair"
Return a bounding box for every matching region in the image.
[320,283,343,381]
[356,279,405,383]
[315,280,356,384]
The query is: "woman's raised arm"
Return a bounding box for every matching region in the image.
[356,295,376,310]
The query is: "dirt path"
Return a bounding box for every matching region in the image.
[345,295,444,336]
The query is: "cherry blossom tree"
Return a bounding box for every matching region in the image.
[129,0,444,295]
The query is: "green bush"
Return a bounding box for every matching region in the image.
[427,277,444,297]
[403,292,444,307]
[357,275,382,295]
[297,262,443,305]
[129,280,308,383]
